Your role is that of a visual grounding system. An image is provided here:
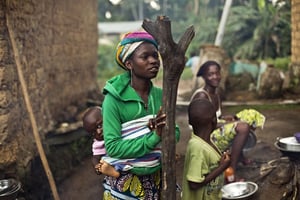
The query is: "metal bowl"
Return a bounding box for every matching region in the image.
[274,141,300,159]
[276,137,300,152]
[0,179,21,200]
[0,179,18,195]
[222,181,258,199]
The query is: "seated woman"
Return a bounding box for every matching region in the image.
[191,60,265,174]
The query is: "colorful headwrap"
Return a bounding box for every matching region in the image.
[115,31,158,70]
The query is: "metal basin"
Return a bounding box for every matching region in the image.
[222,181,258,199]
[0,179,18,195]
[0,179,21,200]
[276,137,300,152]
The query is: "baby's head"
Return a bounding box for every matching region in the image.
[188,99,217,132]
[82,106,103,141]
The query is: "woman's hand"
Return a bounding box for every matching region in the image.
[148,107,166,136]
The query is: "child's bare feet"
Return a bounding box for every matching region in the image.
[95,166,102,175]
[96,160,120,178]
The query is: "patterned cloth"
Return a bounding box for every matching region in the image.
[101,115,161,172]
[211,122,238,152]
[102,115,163,199]
[211,109,265,152]
[92,139,106,155]
[115,31,158,70]
[103,171,161,200]
[236,109,266,129]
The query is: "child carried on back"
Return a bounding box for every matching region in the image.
[82,106,162,177]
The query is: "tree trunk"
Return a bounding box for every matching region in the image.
[194,0,199,16]
[142,16,194,200]
[214,0,232,46]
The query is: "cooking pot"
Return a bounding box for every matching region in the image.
[222,181,258,199]
[275,137,300,152]
[0,179,21,200]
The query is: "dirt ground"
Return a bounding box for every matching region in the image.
[56,79,300,200]
[56,103,300,200]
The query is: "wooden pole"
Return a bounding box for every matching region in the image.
[142,16,194,199]
[6,13,61,200]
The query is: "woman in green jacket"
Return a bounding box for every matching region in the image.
[101,31,180,200]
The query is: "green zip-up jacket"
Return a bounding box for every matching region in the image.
[102,72,180,175]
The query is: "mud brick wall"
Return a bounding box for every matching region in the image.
[0,0,99,175]
[291,0,300,92]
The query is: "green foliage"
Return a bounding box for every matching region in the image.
[225,103,300,113]
[223,0,291,59]
[261,57,290,71]
[97,45,114,69]
[291,77,299,88]
[155,67,193,81]
[222,5,259,58]
[181,67,193,80]
[97,0,291,73]
[97,44,125,89]
[97,42,124,80]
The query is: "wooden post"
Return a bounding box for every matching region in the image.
[142,16,194,199]
[6,13,61,200]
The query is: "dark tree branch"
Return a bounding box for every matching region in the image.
[142,16,194,200]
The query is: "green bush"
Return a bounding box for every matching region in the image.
[181,67,193,80]
[97,43,124,89]
[262,57,291,71]
[154,67,193,81]
[98,45,114,67]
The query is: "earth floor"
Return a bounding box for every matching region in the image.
[57,103,300,200]
[56,77,300,200]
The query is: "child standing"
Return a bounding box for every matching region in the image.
[182,99,230,200]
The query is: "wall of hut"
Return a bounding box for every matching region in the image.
[0,0,100,194]
[291,0,300,93]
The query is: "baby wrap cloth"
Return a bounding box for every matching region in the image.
[102,115,161,172]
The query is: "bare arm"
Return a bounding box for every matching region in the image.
[188,152,230,190]
[191,91,209,101]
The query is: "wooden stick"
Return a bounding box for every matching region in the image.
[6,13,61,200]
[143,16,194,199]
